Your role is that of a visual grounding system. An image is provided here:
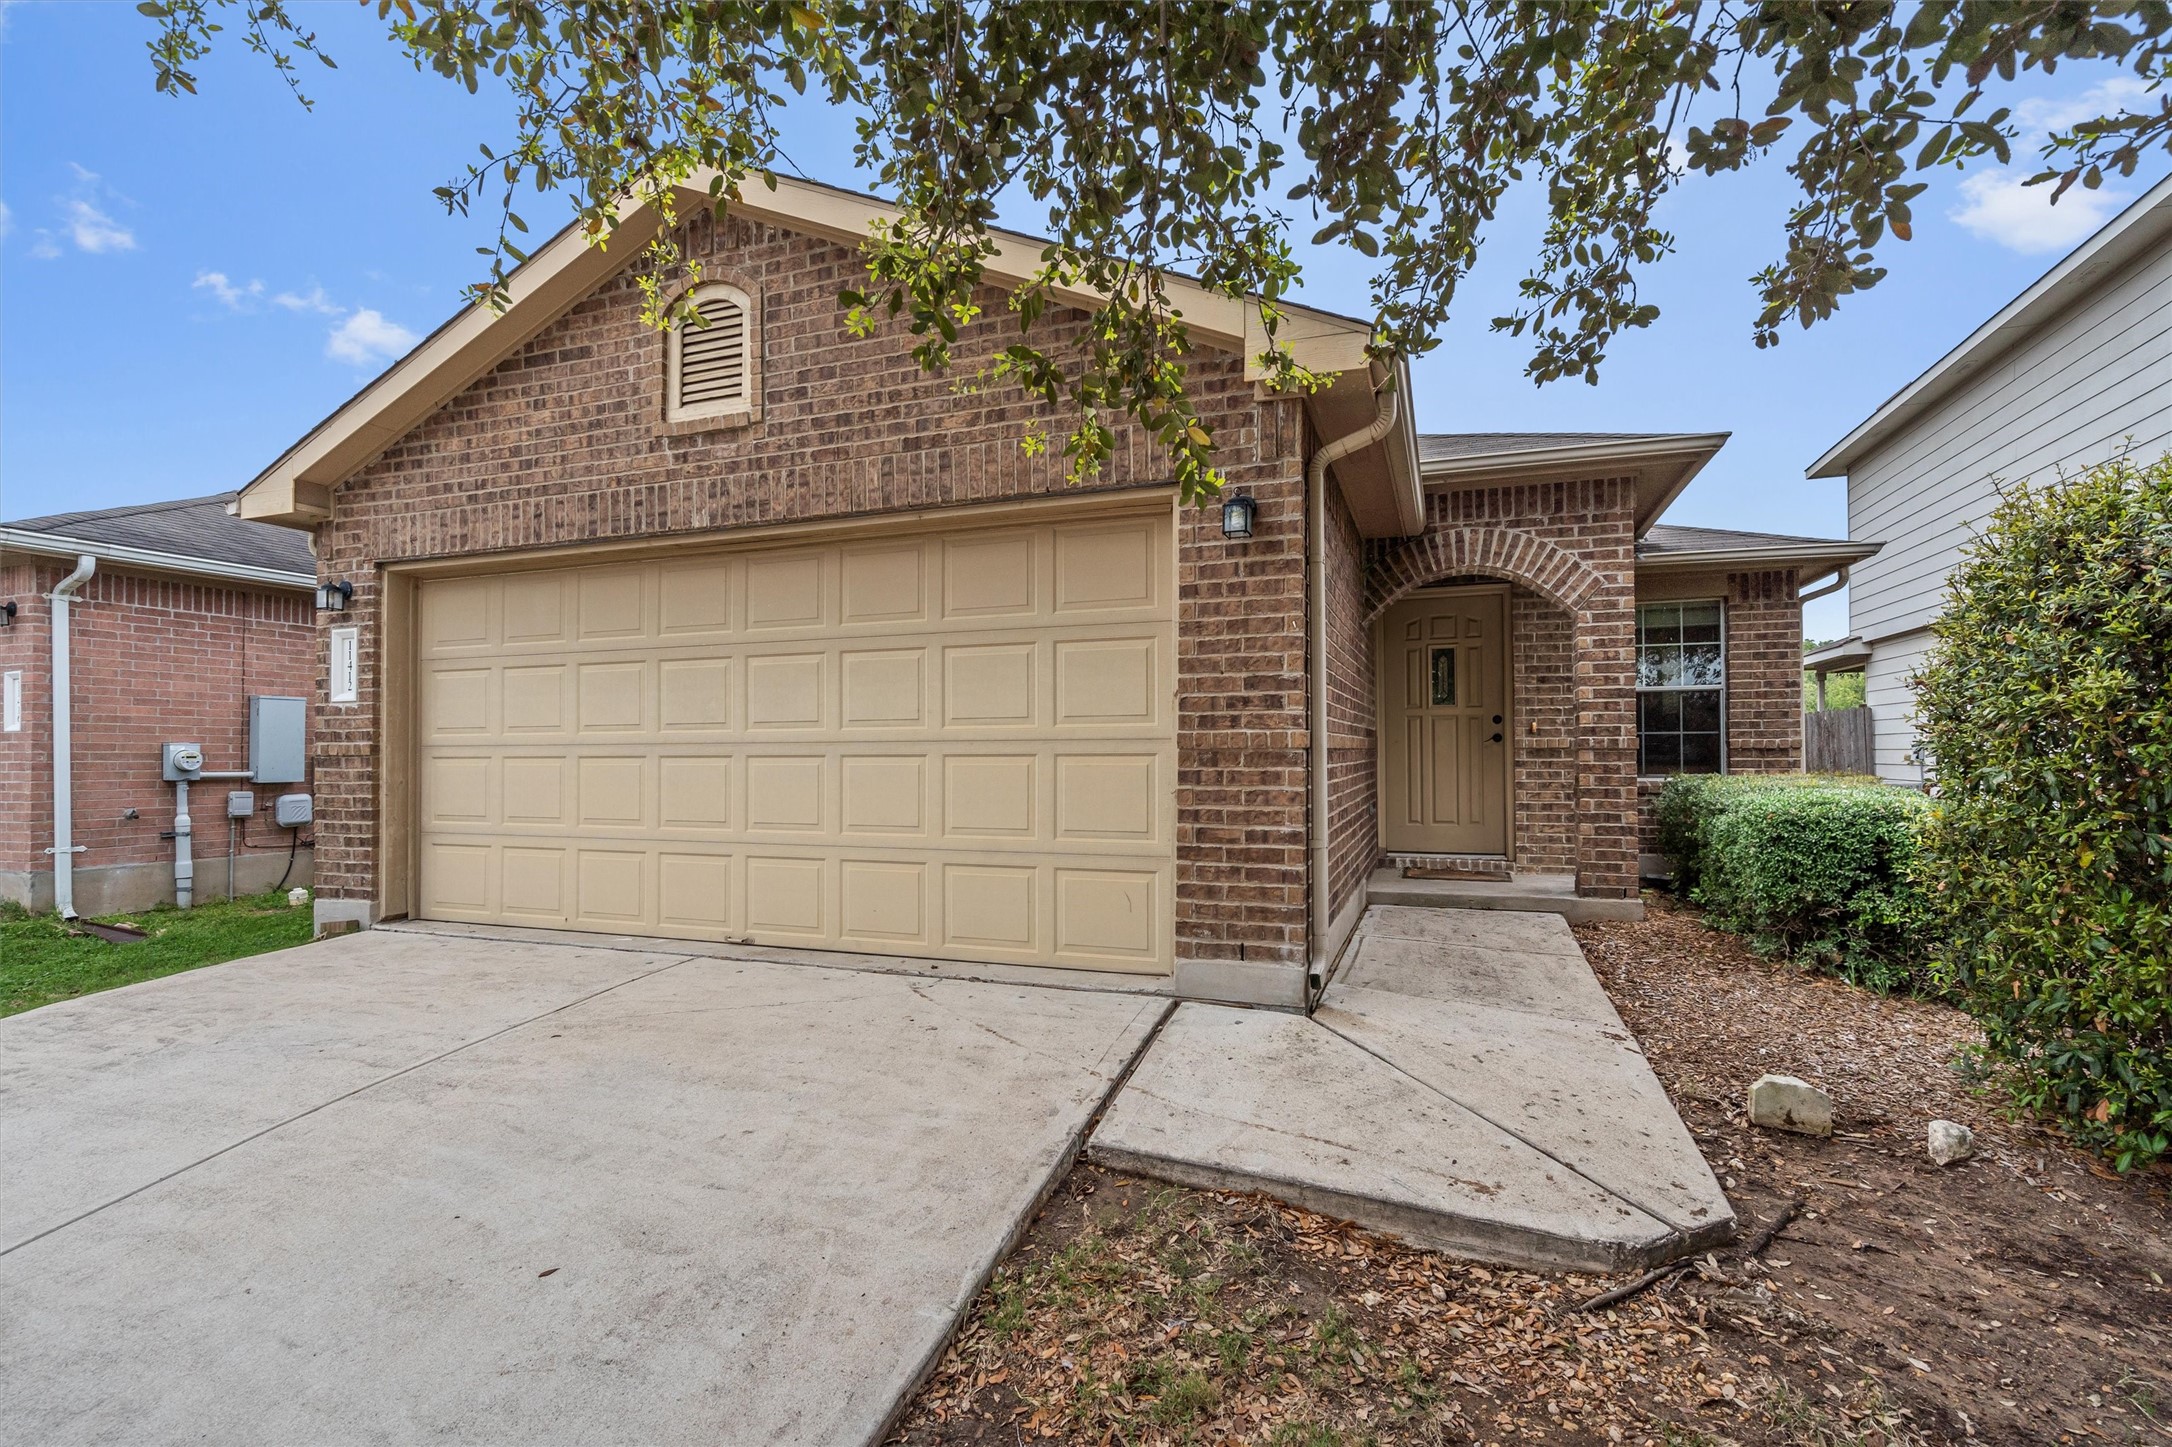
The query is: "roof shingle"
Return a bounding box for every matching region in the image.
[4,492,314,576]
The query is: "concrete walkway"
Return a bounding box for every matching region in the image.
[0,930,1165,1446]
[1089,905,1735,1272]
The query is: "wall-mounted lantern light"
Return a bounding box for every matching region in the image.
[315,580,354,612]
[0,600,17,628]
[1220,493,1257,540]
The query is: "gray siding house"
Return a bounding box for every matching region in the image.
[1808,172,2172,784]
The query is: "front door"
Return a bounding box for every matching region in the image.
[1379,587,1510,855]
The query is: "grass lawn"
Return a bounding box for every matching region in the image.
[1,891,315,1018]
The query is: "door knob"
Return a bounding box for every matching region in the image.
[1489,732,1504,743]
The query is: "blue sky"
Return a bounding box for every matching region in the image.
[5,3,2164,638]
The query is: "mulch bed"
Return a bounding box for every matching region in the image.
[888,896,2172,1446]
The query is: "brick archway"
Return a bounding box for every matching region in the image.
[1364,526,1605,622]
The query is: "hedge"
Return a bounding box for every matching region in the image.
[1657,773,1933,993]
[1913,456,2172,1172]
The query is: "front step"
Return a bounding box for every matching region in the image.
[1390,852,1512,881]
[1365,866,1644,924]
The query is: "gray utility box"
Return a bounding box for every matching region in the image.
[249,695,307,785]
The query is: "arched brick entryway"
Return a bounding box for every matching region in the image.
[1358,517,1639,900]
[1364,525,1606,624]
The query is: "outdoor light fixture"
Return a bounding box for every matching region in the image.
[0,600,16,628]
[316,580,354,612]
[1220,493,1257,540]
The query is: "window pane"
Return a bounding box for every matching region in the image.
[1641,690,1681,730]
[1682,690,1722,731]
[1680,731,1722,772]
[1680,603,1722,643]
[1641,732,1681,774]
[1648,647,1685,687]
[1641,606,1682,646]
[1682,643,1724,687]
[1430,647,1456,706]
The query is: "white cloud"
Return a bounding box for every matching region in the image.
[2013,76,2157,135]
[272,285,341,315]
[1949,169,2130,254]
[326,308,420,366]
[0,200,11,241]
[28,166,138,258]
[194,270,264,309]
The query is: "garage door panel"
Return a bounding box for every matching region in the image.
[745,552,825,629]
[841,543,928,624]
[501,846,568,921]
[658,558,734,636]
[1054,520,1161,613]
[745,855,826,935]
[502,664,569,734]
[501,755,569,825]
[659,658,731,730]
[840,649,926,728]
[746,653,823,729]
[502,573,570,645]
[1055,638,1159,726]
[943,531,1037,619]
[575,756,649,829]
[658,756,732,829]
[575,849,648,926]
[416,509,1173,972]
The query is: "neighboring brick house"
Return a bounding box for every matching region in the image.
[1,494,318,914]
[234,175,1870,1007]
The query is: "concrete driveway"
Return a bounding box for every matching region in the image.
[0,928,1166,1446]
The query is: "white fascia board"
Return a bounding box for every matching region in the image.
[0,528,316,591]
[1809,171,2172,479]
[1635,540,1881,572]
[1420,432,1730,484]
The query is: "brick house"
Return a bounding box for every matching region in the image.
[1,494,318,915]
[234,176,1872,1007]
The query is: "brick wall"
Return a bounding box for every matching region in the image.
[1365,477,1640,897]
[313,211,1311,967]
[1722,568,1805,773]
[0,559,314,883]
[1322,476,1377,915]
[1509,586,1578,874]
[0,560,57,875]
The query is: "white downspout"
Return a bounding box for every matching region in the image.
[1307,381,1399,1001]
[47,554,96,920]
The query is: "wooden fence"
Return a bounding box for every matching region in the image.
[1805,705,1874,776]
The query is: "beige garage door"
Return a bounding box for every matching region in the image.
[413,509,1175,973]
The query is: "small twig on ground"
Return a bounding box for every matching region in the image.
[1742,1197,1803,1259]
[1579,1261,1691,1312]
[1582,1197,1804,1312]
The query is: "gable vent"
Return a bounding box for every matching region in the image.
[666,281,758,423]
[678,300,747,406]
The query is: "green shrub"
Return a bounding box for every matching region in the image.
[1913,456,2172,1172]
[1698,783,1934,992]
[1655,773,1856,893]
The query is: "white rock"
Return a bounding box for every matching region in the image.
[1928,1119,1975,1166]
[1747,1074,1833,1137]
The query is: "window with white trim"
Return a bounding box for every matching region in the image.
[665,282,754,422]
[1636,600,1724,775]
